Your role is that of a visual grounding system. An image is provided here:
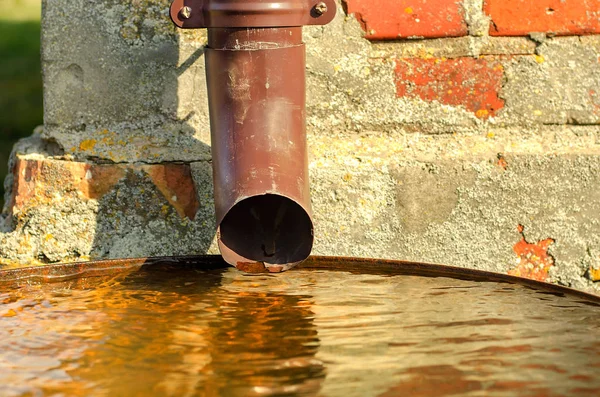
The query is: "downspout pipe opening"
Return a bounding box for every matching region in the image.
[219,194,313,267]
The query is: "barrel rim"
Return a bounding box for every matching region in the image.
[0,255,598,303]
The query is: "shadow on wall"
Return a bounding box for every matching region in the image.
[87,38,217,260]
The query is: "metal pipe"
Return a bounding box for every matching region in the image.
[170,1,336,272]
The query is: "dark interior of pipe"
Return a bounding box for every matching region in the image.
[219,194,313,265]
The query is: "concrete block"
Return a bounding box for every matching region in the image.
[500,36,600,125]
[0,136,217,264]
[308,127,600,294]
[41,0,211,163]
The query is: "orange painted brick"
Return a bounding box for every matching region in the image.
[345,0,468,40]
[485,0,600,36]
[8,157,199,221]
[395,58,505,118]
[509,225,555,282]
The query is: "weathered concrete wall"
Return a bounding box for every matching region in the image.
[2,0,600,293]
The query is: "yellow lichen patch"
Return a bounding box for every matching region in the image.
[589,267,600,282]
[417,48,435,60]
[476,109,490,119]
[404,6,413,14]
[2,309,18,318]
[181,30,208,44]
[533,110,543,116]
[0,256,47,269]
[0,257,24,268]
[343,173,353,182]
[535,55,545,64]
[79,139,98,152]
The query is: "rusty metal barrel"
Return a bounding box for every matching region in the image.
[170,0,336,272]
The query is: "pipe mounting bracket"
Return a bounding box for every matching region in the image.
[170,0,337,28]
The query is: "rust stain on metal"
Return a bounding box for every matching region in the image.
[267,265,285,273]
[509,225,555,282]
[236,262,268,273]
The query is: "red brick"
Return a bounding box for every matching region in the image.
[485,0,600,36]
[345,0,468,40]
[143,164,199,220]
[8,158,125,212]
[394,58,505,118]
[8,157,199,220]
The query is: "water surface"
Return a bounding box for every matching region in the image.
[1,263,599,396]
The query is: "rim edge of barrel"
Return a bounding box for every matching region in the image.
[0,255,598,303]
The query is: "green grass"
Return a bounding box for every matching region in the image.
[0,0,43,209]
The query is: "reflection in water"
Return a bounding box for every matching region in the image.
[0,265,599,396]
[0,267,323,396]
[199,271,324,396]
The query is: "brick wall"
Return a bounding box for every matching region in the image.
[344,0,600,122]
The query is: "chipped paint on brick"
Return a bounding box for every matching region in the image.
[143,164,199,220]
[509,225,555,282]
[394,58,505,118]
[8,156,199,221]
[497,153,508,170]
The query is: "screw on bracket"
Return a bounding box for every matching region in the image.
[179,6,192,19]
[314,2,328,16]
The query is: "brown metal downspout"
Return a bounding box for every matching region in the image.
[170,1,336,272]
